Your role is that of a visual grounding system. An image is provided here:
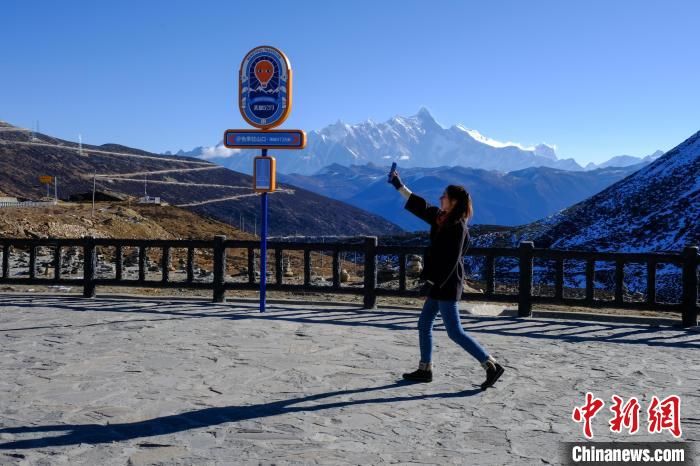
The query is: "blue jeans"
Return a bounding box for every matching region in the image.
[418,297,490,364]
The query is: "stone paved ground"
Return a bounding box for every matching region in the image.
[0,294,698,465]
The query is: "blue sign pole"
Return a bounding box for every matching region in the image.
[260,148,269,313]
[237,46,300,313]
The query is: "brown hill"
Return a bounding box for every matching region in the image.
[0,203,254,240]
[0,121,402,237]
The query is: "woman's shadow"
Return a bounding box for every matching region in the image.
[0,381,481,450]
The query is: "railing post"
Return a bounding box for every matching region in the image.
[247,247,255,284]
[646,259,657,306]
[682,246,698,327]
[138,244,146,282]
[585,259,594,302]
[614,259,624,305]
[115,245,123,281]
[2,243,9,279]
[304,249,311,286]
[485,253,495,296]
[53,244,61,281]
[28,243,36,279]
[332,249,341,289]
[162,246,171,283]
[213,235,226,303]
[363,236,378,309]
[555,257,564,301]
[187,247,195,283]
[83,236,96,298]
[518,241,534,317]
[275,248,283,285]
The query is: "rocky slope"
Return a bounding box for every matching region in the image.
[516,130,700,252]
[0,121,402,237]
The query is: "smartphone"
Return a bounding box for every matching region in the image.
[388,162,397,182]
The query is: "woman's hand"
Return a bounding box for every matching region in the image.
[388,170,403,190]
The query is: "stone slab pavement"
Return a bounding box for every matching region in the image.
[0,294,698,465]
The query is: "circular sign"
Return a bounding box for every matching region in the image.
[239,46,292,129]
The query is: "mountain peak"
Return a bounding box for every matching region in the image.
[414,106,435,121]
[416,106,431,117]
[409,106,442,130]
[320,120,353,139]
[534,143,558,161]
[645,149,665,160]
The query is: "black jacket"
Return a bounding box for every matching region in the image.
[405,193,470,301]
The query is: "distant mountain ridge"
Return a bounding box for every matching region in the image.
[279,162,646,230]
[584,150,664,170]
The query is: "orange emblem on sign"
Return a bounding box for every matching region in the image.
[254,60,274,88]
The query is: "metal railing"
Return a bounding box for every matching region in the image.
[0,236,697,327]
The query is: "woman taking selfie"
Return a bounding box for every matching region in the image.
[388,167,504,390]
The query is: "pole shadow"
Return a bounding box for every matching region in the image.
[0,382,481,450]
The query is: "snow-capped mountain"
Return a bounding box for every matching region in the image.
[174,108,584,175]
[507,130,700,252]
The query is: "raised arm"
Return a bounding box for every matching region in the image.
[388,168,439,225]
[404,193,440,225]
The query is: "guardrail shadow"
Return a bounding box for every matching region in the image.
[1,295,698,350]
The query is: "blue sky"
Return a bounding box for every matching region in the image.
[1,0,698,164]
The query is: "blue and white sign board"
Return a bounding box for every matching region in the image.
[239,46,292,129]
[223,129,306,149]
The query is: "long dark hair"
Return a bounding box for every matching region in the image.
[444,185,473,226]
